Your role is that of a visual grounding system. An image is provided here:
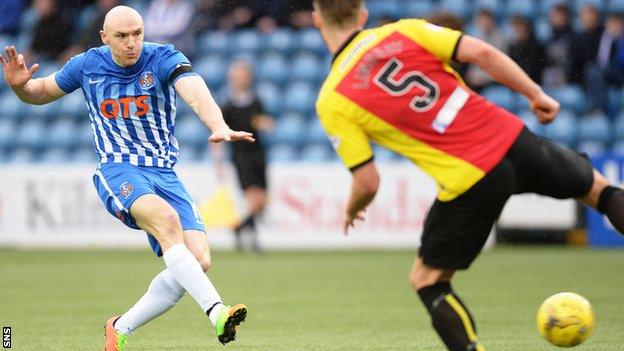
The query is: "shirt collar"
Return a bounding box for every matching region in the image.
[332,30,362,64]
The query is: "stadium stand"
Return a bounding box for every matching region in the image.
[1,0,624,164]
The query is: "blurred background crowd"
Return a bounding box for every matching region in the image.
[1,0,624,164]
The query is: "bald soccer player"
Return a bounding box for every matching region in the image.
[1,6,250,350]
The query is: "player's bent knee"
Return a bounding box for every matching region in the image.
[197,254,211,272]
[409,265,451,291]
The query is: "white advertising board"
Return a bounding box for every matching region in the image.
[0,162,575,250]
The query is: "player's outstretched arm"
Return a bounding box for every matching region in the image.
[174,75,255,143]
[455,36,559,124]
[343,161,380,235]
[0,46,65,105]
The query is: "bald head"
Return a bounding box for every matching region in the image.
[100,5,144,67]
[103,5,143,34]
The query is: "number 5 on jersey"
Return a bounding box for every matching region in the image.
[374,57,469,134]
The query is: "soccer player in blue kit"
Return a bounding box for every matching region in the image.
[0,6,252,350]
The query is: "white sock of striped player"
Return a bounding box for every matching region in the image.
[114,269,185,336]
[162,243,224,324]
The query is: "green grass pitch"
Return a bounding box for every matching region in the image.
[1,246,623,350]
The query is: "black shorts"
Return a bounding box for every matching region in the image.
[419,127,594,270]
[232,155,267,190]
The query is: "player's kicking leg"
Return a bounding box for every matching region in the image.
[102,194,246,348]
[580,169,624,234]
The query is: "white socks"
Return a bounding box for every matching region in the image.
[114,244,224,336]
[115,269,185,335]
[162,244,223,315]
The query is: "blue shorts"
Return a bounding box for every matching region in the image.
[92,163,206,256]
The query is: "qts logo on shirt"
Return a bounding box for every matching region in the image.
[100,96,150,119]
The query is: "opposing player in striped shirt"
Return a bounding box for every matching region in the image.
[313,0,624,350]
[1,6,251,350]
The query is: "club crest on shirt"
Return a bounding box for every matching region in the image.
[119,181,134,198]
[139,71,155,90]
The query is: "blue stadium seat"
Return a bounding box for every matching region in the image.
[482,85,518,112]
[306,119,328,144]
[59,92,88,119]
[0,91,28,121]
[578,113,612,143]
[367,0,402,19]
[268,144,298,162]
[40,147,69,164]
[291,53,323,82]
[76,5,97,33]
[271,112,307,146]
[518,109,544,135]
[609,0,624,12]
[534,18,552,43]
[438,0,473,19]
[543,110,577,146]
[577,141,608,157]
[256,52,288,84]
[505,0,538,19]
[300,142,333,162]
[71,146,97,163]
[267,29,295,54]
[256,81,282,116]
[16,120,46,149]
[298,29,326,55]
[232,30,261,55]
[611,140,624,155]
[8,147,38,164]
[197,31,231,56]
[548,85,586,114]
[27,100,57,120]
[614,113,624,139]
[194,55,227,89]
[75,121,94,147]
[0,119,14,149]
[405,1,436,17]
[175,114,209,148]
[48,118,78,148]
[607,88,623,117]
[283,81,317,114]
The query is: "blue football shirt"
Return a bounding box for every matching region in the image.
[55,42,197,168]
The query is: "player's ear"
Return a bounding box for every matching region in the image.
[312,9,323,29]
[100,30,108,45]
[358,8,369,28]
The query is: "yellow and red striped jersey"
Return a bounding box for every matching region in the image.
[316,19,524,201]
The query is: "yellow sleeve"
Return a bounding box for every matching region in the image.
[397,18,463,62]
[317,102,373,170]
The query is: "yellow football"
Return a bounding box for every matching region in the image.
[536,292,595,347]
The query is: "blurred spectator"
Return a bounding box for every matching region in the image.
[144,0,196,57]
[508,15,546,85]
[571,4,604,84]
[465,9,508,91]
[427,11,468,77]
[213,60,273,252]
[29,0,73,63]
[544,4,576,86]
[60,0,120,62]
[283,0,313,29]
[585,13,624,113]
[213,0,256,31]
[0,0,26,36]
